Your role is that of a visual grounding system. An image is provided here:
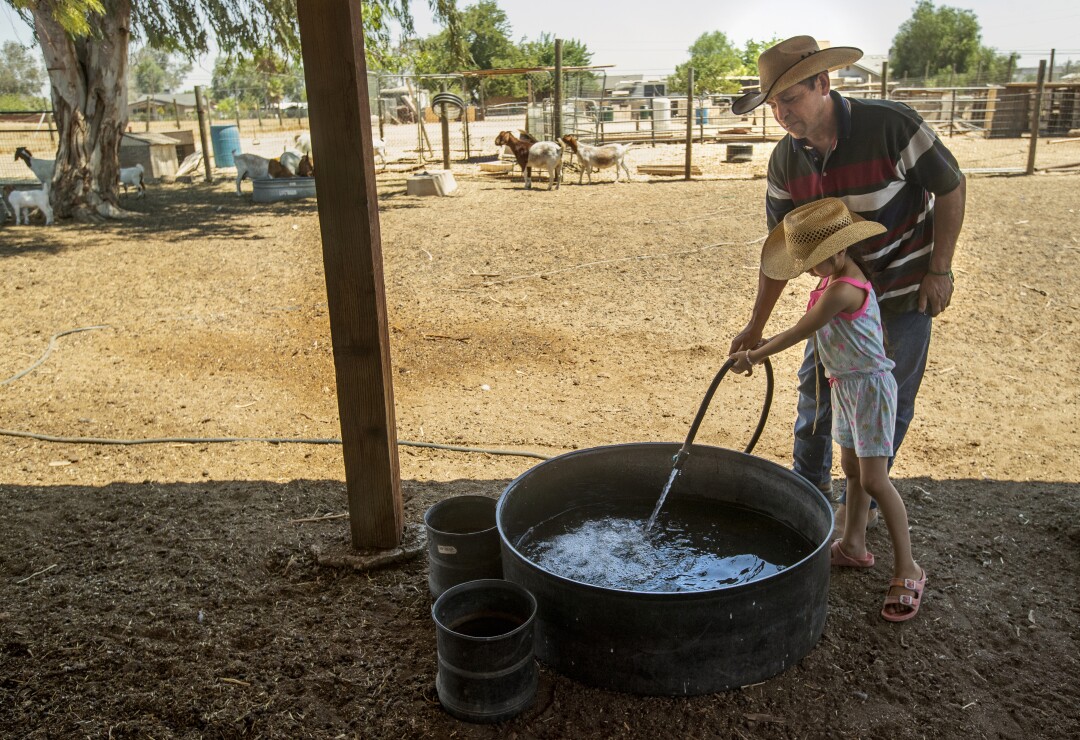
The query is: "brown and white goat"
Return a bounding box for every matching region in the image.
[232,152,297,195]
[560,135,632,184]
[494,131,561,190]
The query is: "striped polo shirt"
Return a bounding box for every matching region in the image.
[766,91,963,314]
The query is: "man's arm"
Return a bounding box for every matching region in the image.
[919,174,966,316]
[729,263,788,354]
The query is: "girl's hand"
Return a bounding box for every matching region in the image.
[729,351,754,376]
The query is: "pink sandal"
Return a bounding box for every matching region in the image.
[881,570,927,622]
[830,539,875,568]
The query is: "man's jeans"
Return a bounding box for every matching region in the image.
[793,310,932,505]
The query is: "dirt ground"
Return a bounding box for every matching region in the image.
[2,143,1079,739]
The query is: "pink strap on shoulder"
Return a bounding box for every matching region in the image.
[829,277,871,319]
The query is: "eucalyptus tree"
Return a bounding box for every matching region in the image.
[6,0,459,221]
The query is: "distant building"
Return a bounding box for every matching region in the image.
[127,93,198,118]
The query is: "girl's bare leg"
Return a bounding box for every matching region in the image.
[838,446,871,558]
[858,456,922,616]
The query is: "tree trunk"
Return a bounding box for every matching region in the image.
[33,0,133,221]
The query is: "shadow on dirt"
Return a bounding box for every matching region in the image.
[2,476,1079,737]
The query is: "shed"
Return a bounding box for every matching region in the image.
[119,132,181,180]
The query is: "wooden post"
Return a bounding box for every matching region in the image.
[440,81,451,170]
[880,61,889,100]
[525,78,532,136]
[194,85,213,182]
[685,67,694,180]
[297,0,403,549]
[554,39,563,142]
[1048,49,1056,83]
[950,88,957,137]
[1006,54,1015,84]
[173,98,181,128]
[145,94,151,132]
[1026,60,1047,176]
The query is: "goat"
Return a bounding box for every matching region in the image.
[296,154,314,177]
[293,130,385,168]
[14,147,55,185]
[559,135,633,184]
[232,152,296,194]
[5,183,54,225]
[494,131,561,190]
[279,150,302,176]
[119,163,146,197]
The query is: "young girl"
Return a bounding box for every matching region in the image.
[730,198,926,622]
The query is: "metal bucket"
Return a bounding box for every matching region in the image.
[497,442,833,695]
[251,177,317,203]
[432,579,538,723]
[424,495,502,598]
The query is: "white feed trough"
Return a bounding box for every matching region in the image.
[406,170,458,196]
[252,177,317,203]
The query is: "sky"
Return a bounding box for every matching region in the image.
[2,0,1078,91]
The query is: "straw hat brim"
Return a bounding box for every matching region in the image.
[731,46,864,115]
[761,214,886,281]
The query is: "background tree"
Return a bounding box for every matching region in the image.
[0,40,49,109]
[668,33,778,95]
[128,46,192,98]
[211,52,304,120]
[890,0,1011,84]
[4,0,460,221]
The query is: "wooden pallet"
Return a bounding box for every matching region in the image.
[637,164,702,176]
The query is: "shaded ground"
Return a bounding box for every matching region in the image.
[1,156,1079,738]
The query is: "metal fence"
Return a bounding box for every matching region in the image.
[4,78,1077,184]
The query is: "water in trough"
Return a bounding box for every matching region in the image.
[516,497,813,593]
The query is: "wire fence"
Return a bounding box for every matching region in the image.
[3,75,1079,185]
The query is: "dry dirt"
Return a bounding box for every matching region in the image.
[1,147,1079,739]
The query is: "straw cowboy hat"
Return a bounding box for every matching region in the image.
[732,36,863,115]
[761,199,886,280]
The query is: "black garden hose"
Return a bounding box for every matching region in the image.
[674,356,774,466]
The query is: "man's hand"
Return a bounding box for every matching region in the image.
[729,325,763,355]
[918,272,954,316]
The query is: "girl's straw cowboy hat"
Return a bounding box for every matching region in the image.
[761,199,886,281]
[732,36,863,115]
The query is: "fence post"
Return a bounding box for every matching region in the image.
[440,81,451,170]
[194,85,213,182]
[1026,60,1047,176]
[950,88,957,137]
[145,94,151,132]
[173,98,181,128]
[685,67,694,180]
[880,61,889,100]
[1048,49,1056,83]
[554,39,563,143]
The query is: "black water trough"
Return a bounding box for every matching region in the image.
[497,442,833,695]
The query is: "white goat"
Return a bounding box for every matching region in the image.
[14,146,55,185]
[6,184,54,225]
[119,163,146,197]
[524,141,562,190]
[232,152,293,195]
[279,150,302,176]
[292,130,386,168]
[559,135,633,184]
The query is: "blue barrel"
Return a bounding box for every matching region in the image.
[695,106,709,125]
[210,124,242,167]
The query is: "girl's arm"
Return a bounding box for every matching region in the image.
[728,281,865,374]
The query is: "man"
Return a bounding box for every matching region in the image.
[728,36,966,529]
